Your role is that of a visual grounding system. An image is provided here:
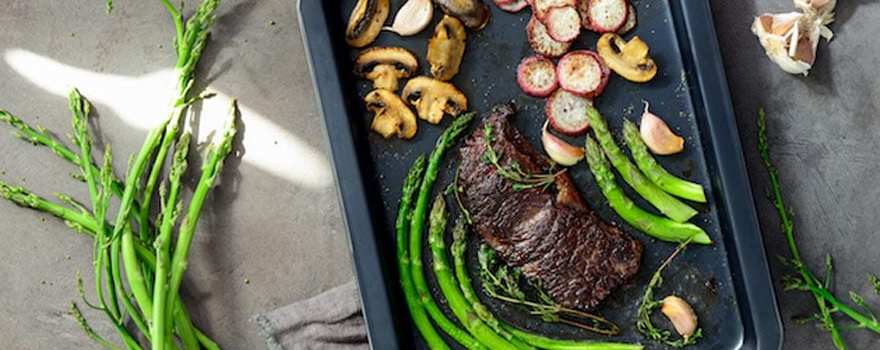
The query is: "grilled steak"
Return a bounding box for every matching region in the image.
[458,103,642,310]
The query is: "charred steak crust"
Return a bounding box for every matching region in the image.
[458,103,642,310]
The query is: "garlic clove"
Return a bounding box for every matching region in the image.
[661,295,699,340]
[542,121,585,166]
[639,102,684,156]
[385,0,434,37]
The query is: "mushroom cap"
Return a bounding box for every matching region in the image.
[401,76,468,124]
[346,0,391,48]
[354,47,419,78]
[597,33,658,83]
[364,89,418,139]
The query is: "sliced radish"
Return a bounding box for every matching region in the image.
[496,0,530,12]
[557,50,610,98]
[545,6,581,42]
[517,55,558,97]
[580,0,628,33]
[546,89,592,135]
[618,3,637,34]
[533,0,576,20]
[527,16,572,58]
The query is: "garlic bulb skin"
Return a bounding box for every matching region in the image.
[752,0,836,75]
[385,0,434,37]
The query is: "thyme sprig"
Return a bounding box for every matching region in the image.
[481,123,563,191]
[636,238,702,348]
[477,244,620,335]
[759,108,880,349]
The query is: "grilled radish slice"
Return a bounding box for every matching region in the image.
[527,16,572,57]
[557,50,609,98]
[517,55,558,97]
[545,6,581,42]
[533,0,576,20]
[580,0,628,33]
[495,0,529,12]
[546,89,592,135]
[618,3,637,34]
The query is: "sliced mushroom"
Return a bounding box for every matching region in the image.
[402,76,468,124]
[354,47,419,91]
[346,0,391,48]
[428,15,467,81]
[365,89,418,139]
[434,0,491,30]
[597,33,658,83]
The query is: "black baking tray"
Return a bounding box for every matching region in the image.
[297,0,783,349]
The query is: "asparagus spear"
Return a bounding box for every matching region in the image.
[622,120,706,203]
[429,195,521,349]
[585,136,711,244]
[409,113,483,349]
[758,109,880,347]
[396,156,450,349]
[585,107,697,223]
[450,220,536,350]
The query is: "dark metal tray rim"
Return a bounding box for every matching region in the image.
[296,1,784,349]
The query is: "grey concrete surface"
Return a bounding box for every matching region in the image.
[0,0,878,349]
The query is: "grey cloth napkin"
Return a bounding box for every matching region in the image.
[255,281,369,350]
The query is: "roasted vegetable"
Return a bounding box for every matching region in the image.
[585,106,698,223]
[345,0,391,48]
[428,196,520,349]
[623,120,706,203]
[365,89,418,139]
[394,157,449,349]
[408,114,482,348]
[354,47,419,91]
[428,15,467,81]
[584,136,711,244]
[402,76,468,124]
[597,33,658,83]
[385,0,433,36]
[434,0,491,29]
[517,55,558,97]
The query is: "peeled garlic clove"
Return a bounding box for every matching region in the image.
[639,103,684,155]
[385,0,434,36]
[542,121,584,166]
[661,295,699,340]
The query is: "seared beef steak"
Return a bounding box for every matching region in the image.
[458,104,642,310]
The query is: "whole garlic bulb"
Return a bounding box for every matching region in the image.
[751,0,835,75]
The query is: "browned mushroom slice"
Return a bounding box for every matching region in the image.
[346,0,391,48]
[596,33,658,83]
[401,76,468,124]
[427,15,467,81]
[354,47,419,91]
[365,89,418,139]
[434,0,491,30]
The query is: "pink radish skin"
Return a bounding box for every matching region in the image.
[545,6,581,42]
[533,0,577,20]
[497,0,530,12]
[557,50,610,98]
[517,55,559,97]
[546,89,593,136]
[618,3,637,33]
[527,16,572,58]
[581,0,629,33]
